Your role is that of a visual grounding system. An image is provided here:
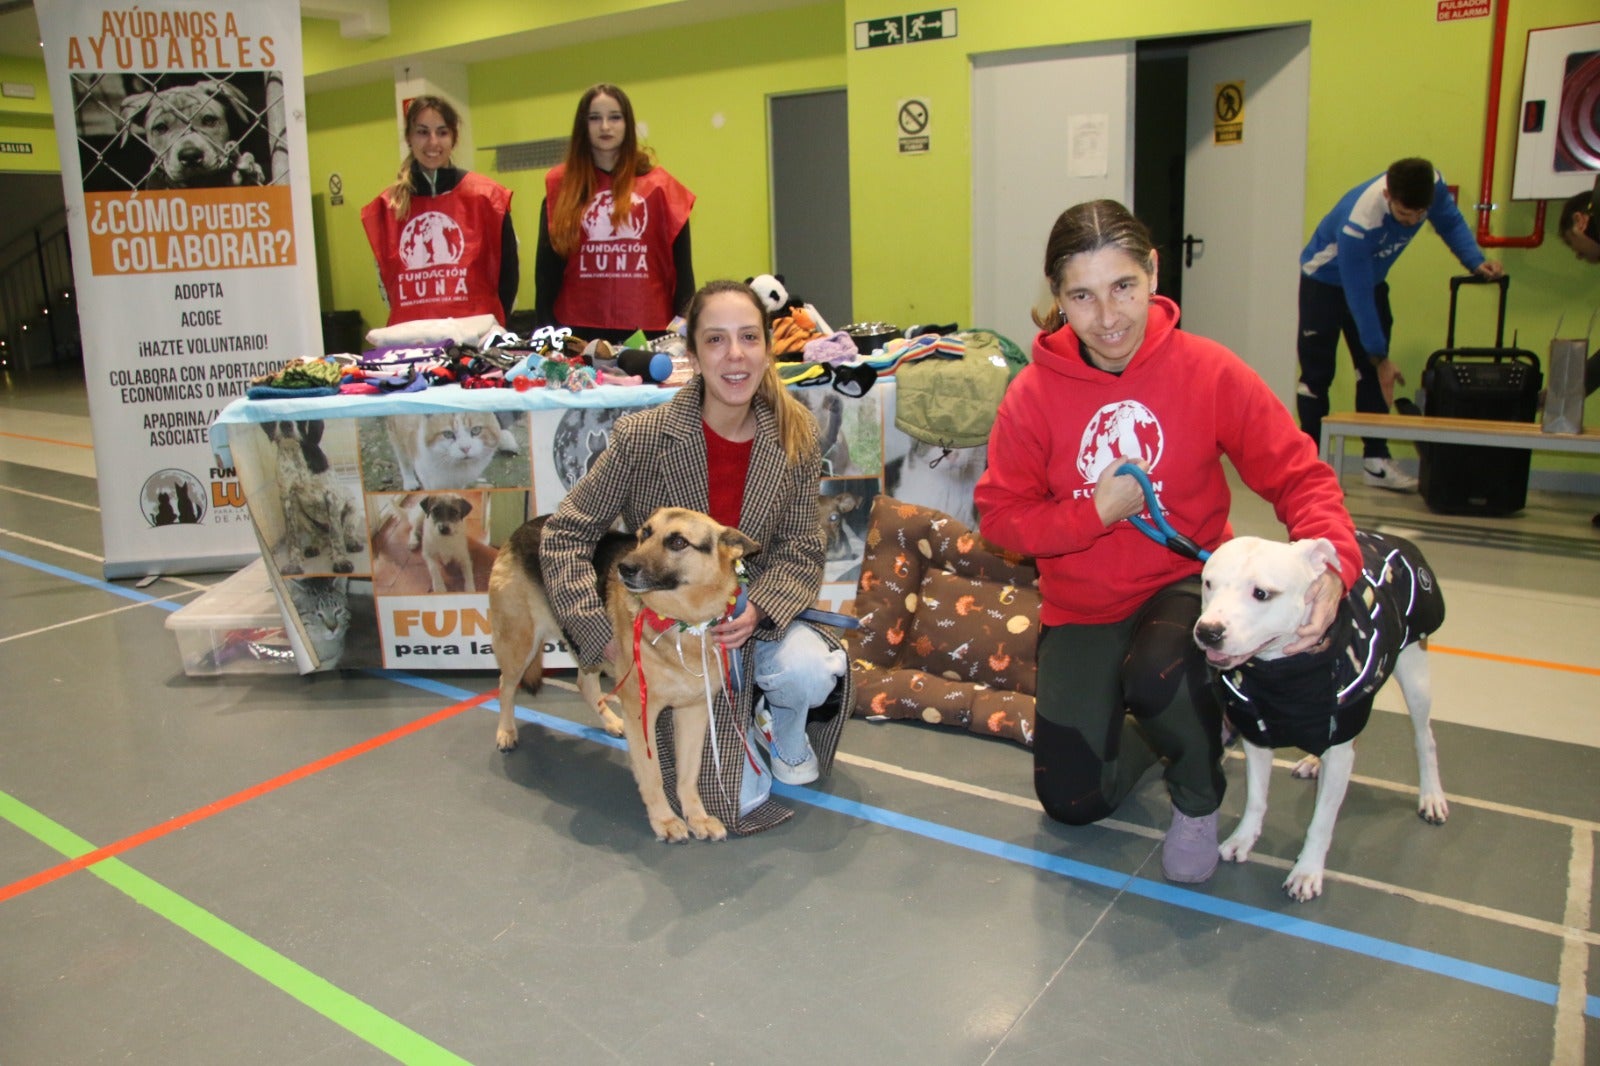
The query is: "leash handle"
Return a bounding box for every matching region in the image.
[1114,462,1211,562]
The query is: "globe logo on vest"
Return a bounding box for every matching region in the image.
[1076,400,1163,482]
[398,211,465,269]
[581,191,649,241]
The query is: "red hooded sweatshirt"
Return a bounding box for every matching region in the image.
[975,296,1359,626]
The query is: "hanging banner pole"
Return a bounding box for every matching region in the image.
[36,0,321,578]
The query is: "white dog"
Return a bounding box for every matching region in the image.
[409,494,476,593]
[1193,530,1448,901]
[119,79,266,188]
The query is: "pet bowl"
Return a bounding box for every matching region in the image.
[842,322,902,355]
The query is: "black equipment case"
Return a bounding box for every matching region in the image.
[1417,275,1542,515]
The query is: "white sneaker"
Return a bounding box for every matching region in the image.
[770,744,819,786]
[1362,458,1418,492]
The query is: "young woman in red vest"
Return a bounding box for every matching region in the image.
[535,84,696,343]
[361,96,518,327]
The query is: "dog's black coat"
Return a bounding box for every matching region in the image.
[508,515,633,603]
[1212,530,1445,755]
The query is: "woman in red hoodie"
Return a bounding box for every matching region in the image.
[975,200,1359,884]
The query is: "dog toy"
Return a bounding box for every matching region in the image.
[1114,463,1211,562]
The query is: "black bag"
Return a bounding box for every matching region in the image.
[1417,275,1542,516]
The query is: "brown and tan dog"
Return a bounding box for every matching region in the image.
[487,507,760,842]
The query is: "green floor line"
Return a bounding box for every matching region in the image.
[0,790,472,1065]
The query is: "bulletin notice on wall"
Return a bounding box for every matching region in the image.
[37,0,321,578]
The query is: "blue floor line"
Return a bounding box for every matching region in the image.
[6,549,1597,1019]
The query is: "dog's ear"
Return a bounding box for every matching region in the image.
[837,492,860,514]
[1296,538,1342,576]
[117,92,153,143]
[418,495,438,517]
[455,496,473,518]
[719,527,762,561]
[197,78,251,123]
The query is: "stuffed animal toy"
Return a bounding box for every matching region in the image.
[746,273,804,319]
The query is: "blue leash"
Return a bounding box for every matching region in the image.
[1114,462,1211,562]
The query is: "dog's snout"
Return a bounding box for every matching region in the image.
[1194,621,1226,648]
[179,145,206,165]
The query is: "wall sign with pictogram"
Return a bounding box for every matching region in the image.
[1213,80,1245,145]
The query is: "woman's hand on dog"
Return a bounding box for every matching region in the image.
[1282,570,1343,656]
[711,600,762,650]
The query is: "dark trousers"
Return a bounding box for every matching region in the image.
[1296,275,1395,460]
[1031,579,1224,825]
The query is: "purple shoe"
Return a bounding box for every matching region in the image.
[1162,805,1219,883]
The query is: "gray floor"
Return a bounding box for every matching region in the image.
[2,364,1598,1065]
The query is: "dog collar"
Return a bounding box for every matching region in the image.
[637,593,739,637]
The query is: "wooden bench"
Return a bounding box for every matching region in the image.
[1319,412,1600,475]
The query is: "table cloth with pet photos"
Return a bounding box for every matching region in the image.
[208,379,945,673]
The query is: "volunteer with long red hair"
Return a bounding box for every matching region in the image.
[535,84,696,342]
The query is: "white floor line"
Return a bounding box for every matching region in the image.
[1553,829,1594,1066]
[0,526,105,562]
[537,679,1600,950]
[837,750,1600,945]
[1245,749,1600,832]
[0,483,99,511]
[0,591,201,645]
[0,527,211,591]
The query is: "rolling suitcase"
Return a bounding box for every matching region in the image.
[1417,275,1542,516]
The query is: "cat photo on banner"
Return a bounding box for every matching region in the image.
[359,411,531,491]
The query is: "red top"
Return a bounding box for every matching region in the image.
[545,165,695,331]
[361,172,511,326]
[703,421,754,529]
[976,295,1360,626]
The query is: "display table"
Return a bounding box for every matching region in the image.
[209,378,962,673]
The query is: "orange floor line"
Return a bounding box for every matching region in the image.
[1430,643,1600,678]
[0,430,94,449]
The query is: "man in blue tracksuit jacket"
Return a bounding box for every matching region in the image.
[1296,157,1503,491]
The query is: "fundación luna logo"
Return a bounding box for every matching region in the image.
[141,468,207,527]
[580,191,648,241]
[1076,400,1164,483]
[398,211,465,269]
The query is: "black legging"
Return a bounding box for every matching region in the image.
[1032,578,1224,825]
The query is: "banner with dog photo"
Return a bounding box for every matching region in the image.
[37,0,321,578]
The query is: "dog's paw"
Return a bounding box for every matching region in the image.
[594,702,625,737]
[495,725,518,752]
[687,813,727,841]
[333,561,354,574]
[651,814,690,843]
[303,545,321,558]
[1283,863,1326,902]
[1218,831,1257,864]
[344,538,364,553]
[1291,755,1322,779]
[281,562,304,575]
[1417,792,1449,825]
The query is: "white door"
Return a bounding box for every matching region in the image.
[1181,26,1310,407]
[972,43,1135,352]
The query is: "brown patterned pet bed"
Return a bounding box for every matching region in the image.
[846,495,1040,745]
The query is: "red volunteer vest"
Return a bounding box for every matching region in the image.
[361,172,511,326]
[545,165,695,331]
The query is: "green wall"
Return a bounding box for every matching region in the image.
[0,55,59,173]
[309,2,846,331]
[839,0,1598,455]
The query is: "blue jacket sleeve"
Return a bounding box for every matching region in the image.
[1336,227,1389,360]
[1427,177,1486,274]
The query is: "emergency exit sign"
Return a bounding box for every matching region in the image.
[854,9,958,49]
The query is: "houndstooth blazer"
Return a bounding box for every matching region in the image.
[540,376,846,834]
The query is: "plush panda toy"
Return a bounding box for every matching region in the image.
[745,273,804,319]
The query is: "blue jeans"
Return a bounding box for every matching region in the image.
[736,623,847,814]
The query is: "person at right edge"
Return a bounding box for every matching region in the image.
[976,199,1359,884]
[1296,157,1504,491]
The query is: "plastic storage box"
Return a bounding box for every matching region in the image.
[165,559,299,676]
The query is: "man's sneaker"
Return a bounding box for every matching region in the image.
[1362,457,1418,492]
[770,744,819,786]
[1161,805,1219,883]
